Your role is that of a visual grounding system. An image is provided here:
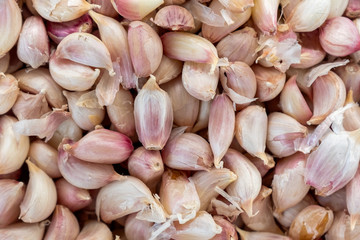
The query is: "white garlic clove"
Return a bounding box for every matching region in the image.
[47,118,83,149]
[0,52,10,73]
[0,73,19,115]
[153,55,183,85]
[76,220,113,240]
[328,0,349,18]
[0,221,48,240]
[252,0,279,35]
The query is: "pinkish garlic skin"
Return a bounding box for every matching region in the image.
[346,0,360,18]
[124,213,152,240]
[46,14,93,44]
[88,0,118,17]
[211,216,238,240]
[55,178,92,212]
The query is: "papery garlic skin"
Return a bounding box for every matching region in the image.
[0,116,30,175]
[0,221,47,240]
[0,73,19,115]
[124,214,152,240]
[237,229,291,240]
[316,187,347,212]
[0,0,22,57]
[48,118,83,149]
[211,216,238,240]
[346,0,360,19]
[252,0,279,35]
[0,180,25,227]
[134,76,173,150]
[89,0,118,17]
[320,17,360,57]
[12,91,51,121]
[110,0,164,20]
[76,220,113,240]
[20,160,57,223]
[17,16,49,69]
[346,166,360,229]
[218,0,253,12]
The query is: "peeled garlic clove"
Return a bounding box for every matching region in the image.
[160,169,200,223]
[0,221,48,240]
[283,0,331,32]
[128,147,164,192]
[162,76,200,129]
[55,178,91,212]
[267,112,308,158]
[235,105,267,163]
[49,54,100,91]
[320,17,360,57]
[252,0,279,35]
[173,211,222,240]
[209,94,235,168]
[279,76,312,125]
[216,27,258,66]
[335,63,360,102]
[0,180,25,227]
[202,0,251,43]
[124,213,152,240]
[346,166,360,229]
[12,91,51,120]
[76,220,112,240]
[55,32,114,75]
[346,0,360,18]
[192,100,211,133]
[48,118,83,149]
[32,0,96,22]
[63,90,105,131]
[307,71,346,125]
[211,216,238,240]
[17,16,49,69]
[218,0,253,12]
[96,176,167,223]
[0,0,22,57]
[0,53,10,73]
[252,65,286,102]
[0,115,30,175]
[153,5,194,31]
[220,62,257,107]
[44,205,79,240]
[107,87,136,138]
[191,168,237,211]
[237,229,291,240]
[134,76,173,150]
[29,140,61,178]
[289,205,334,240]
[89,0,118,17]
[58,139,122,189]
[20,160,57,223]
[153,55,183,85]
[272,153,310,214]
[111,0,163,20]
[14,68,66,108]
[0,73,19,115]
[162,131,213,171]
[223,149,262,217]
[162,32,219,70]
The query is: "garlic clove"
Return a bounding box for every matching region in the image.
[76,220,113,240]
[320,17,360,57]
[134,76,173,150]
[328,0,349,18]
[346,0,360,18]
[162,76,200,130]
[58,139,122,189]
[252,0,279,35]
[316,187,347,212]
[13,108,71,142]
[342,94,360,131]
[88,0,118,17]
[20,160,57,223]
[124,213,152,240]
[279,76,312,125]
[63,90,105,131]
[216,27,258,66]
[0,179,25,227]
[110,0,163,20]
[12,91,51,121]
[106,87,136,139]
[218,0,254,12]
[346,166,360,230]
[96,176,167,223]
[128,146,164,192]
[164,0,186,5]
[63,128,133,164]
[0,115,30,175]
[46,14,93,44]
[29,140,61,178]
[236,228,291,240]
[55,32,114,76]
[32,0,97,22]
[235,105,268,163]
[326,210,360,240]
[182,61,219,101]
[223,149,262,217]
[289,205,334,240]
[160,169,200,224]
[153,5,195,31]
[336,62,360,103]
[161,32,219,71]
[252,65,286,102]
[172,211,222,240]
[211,216,238,240]
[307,71,346,125]
[272,153,310,214]
[17,16,49,69]
[0,221,48,240]
[192,100,211,133]
[201,0,251,43]
[49,53,100,91]
[153,55,183,85]
[0,0,22,57]
[246,153,275,177]
[47,118,83,149]
[0,52,10,73]
[44,205,80,240]
[14,68,66,108]
[89,10,137,90]
[209,94,235,168]
[162,130,213,171]
[0,73,19,115]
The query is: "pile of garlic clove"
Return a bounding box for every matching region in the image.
[2,0,360,239]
